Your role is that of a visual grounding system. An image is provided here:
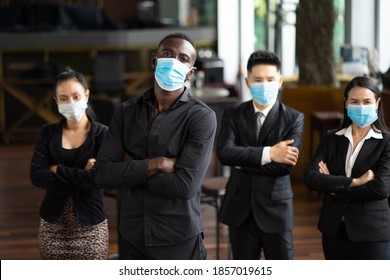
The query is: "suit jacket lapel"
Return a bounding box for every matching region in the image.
[351,138,379,177]
[257,100,280,145]
[49,122,63,164]
[335,135,349,176]
[242,101,258,145]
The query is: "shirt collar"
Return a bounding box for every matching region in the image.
[144,87,192,108]
[335,125,383,140]
[252,99,276,117]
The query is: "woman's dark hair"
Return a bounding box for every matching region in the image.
[52,68,88,97]
[53,68,96,119]
[341,76,388,133]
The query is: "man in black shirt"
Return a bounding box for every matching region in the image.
[95,33,217,260]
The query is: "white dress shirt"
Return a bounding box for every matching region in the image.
[335,125,383,177]
[253,100,276,165]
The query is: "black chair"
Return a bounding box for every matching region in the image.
[93,52,126,96]
[201,176,229,259]
[90,52,125,125]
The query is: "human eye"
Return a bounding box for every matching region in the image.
[160,50,172,58]
[179,56,189,63]
[364,99,374,105]
[58,96,67,103]
[73,95,81,101]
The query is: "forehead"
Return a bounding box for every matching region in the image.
[158,38,196,57]
[56,79,84,95]
[248,64,279,77]
[347,86,375,99]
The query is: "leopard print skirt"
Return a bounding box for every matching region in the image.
[38,198,109,260]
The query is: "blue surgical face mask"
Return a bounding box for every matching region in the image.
[250,81,279,106]
[155,58,191,91]
[347,104,378,128]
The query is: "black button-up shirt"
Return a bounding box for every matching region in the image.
[95,87,217,246]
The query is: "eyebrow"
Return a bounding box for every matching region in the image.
[348,98,375,104]
[160,47,172,52]
[349,98,373,101]
[57,92,81,98]
[252,76,275,80]
[160,47,191,61]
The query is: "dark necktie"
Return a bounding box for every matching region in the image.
[255,111,264,142]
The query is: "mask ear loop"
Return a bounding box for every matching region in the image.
[376,98,381,111]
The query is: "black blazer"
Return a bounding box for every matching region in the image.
[304,129,390,242]
[30,118,108,226]
[217,100,304,233]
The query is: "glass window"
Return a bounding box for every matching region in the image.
[333,0,345,63]
[254,0,267,51]
[254,0,345,73]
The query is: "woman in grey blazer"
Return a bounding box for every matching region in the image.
[305,76,390,259]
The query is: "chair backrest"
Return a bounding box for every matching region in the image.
[381,89,390,127]
[93,52,125,92]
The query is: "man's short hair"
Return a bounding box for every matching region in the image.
[157,32,197,53]
[247,50,281,73]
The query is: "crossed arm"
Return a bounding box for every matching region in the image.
[304,134,390,202]
[217,110,304,177]
[95,107,217,200]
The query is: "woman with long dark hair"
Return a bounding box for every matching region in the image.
[305,76,390,259]
[30,69,109,259]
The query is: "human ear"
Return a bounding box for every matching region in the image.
[151,53,157,69]
[186,67,197,81]
[278,74,284,88]
[245,77,250,89]
[85,89,90,102]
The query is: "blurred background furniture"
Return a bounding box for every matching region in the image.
[201,176,229,260]
[310,111,343,157]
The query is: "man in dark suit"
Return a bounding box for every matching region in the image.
[217,50,304,260]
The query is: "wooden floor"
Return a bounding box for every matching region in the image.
[0,142,324,260]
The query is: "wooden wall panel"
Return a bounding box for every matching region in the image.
[281,86,345,181]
